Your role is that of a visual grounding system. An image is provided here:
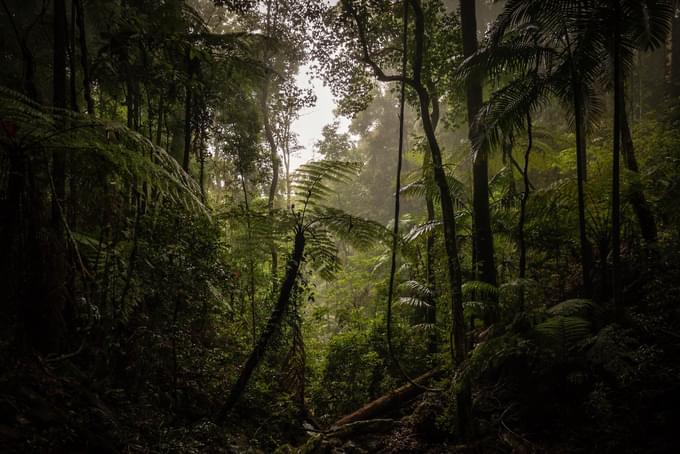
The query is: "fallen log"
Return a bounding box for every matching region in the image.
[333,368,442,427]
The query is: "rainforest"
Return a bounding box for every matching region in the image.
[1,0,680,452]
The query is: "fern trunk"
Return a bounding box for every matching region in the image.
[218,229,305,419]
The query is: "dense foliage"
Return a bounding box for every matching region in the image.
[1,0,680,452]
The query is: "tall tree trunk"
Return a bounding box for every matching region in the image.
[156,97,164,146]
[409,0,470,436]
[262,0,279,283]
[612,4,623,310]
[671,1,680,97]
[68,2,78,112]
[518,114,532,279]
[262,79,279,281]
[461,0,496,287]
[346,0,466,405]
[621,103,657,243]
[182,87,192,171]
[409,0,464,369]
[46,0,68,353]
[424,80,439,356]
[218,229,305,418]
[182,49,193,171]
[239,166,258,346]
[74,0,94,115]
[573,85,594,297]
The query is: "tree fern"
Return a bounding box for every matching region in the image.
[548,298,599,318]
[534,315,591,358]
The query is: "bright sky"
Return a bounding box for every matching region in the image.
[290,63,349,170]
[289,0,348,170]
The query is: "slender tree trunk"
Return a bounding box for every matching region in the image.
[461,0,496,287]
[671,1,680,97]
[518,114,532,279]
[68,2,78,112]
[182,88,192,171]
[612,4,623,310]
[409,0,470,435]
[199,130,206,200]
[46,0,68,353]
[410,0,464,369]
[156,97,164,146]
[182,50,192,171]
[348,0,467,428]
[261,79,279,281]
[218,229,305,418]
[74,0,94,115]
[424,81,439,356]
[621,103,657,243]
[239,167,258,346]
[262,0,280,283]
[573,86,594,297]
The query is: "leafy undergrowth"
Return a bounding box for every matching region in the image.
[0,355,247,453]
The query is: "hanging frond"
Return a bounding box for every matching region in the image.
[396,297,431,309]
[548,299,600,318]
[489,0,586,46]
[462,280,499,302]
[473,75,552,153]
[458,39,557,83]
[307,206,387,249]
[403,220,441,243]
[399,280,434,300]
[306,227,340,280]
[411,323,436,332]
[0,87,206,216]
[621,0,674,51]
[291,160,362,210]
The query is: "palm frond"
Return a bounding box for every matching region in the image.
[474,75,552,153]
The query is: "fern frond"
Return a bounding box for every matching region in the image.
[306,227,340,280]
[548,299,598,318]
[534,315,591,356]
[0,87,206,217]
[396,297,431,308]
[399,280,434,300]
[308,206,387,249]
[462,280,499,302]
[291,160,361,209]
[403,220,441,243]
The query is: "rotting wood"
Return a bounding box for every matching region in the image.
[333,368,441,427]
